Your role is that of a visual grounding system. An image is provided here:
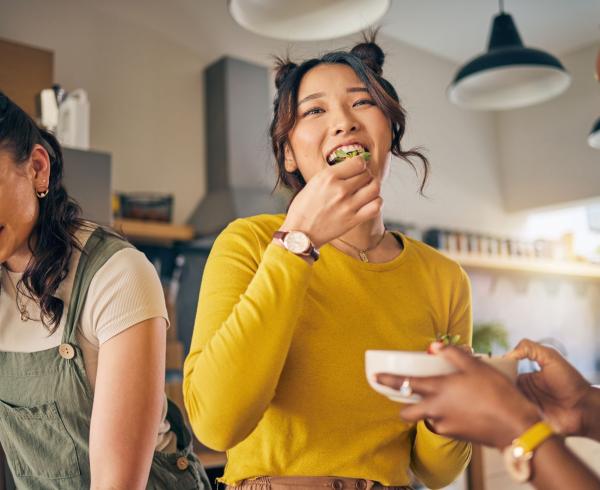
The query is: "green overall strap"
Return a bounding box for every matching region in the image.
[62,227,132,345]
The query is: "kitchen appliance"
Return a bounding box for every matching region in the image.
[57,89,90,150]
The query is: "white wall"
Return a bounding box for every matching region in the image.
[497,43,600,212]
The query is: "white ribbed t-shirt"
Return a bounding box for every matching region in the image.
[0,226,176,451]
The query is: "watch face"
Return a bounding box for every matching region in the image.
[284,231,311,254]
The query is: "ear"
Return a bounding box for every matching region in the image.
[283,144,298,173]
[30,144,51,194]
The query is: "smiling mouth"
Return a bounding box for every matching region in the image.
[326,144,370,164]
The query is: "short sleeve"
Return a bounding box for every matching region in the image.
[79,247,169,347]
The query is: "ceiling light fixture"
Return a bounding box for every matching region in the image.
[227,0,390,41]
[588,117,600,149]
[448,0,571,110]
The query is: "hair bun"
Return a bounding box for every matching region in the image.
[351,42,385,76]
[273,57,298,90]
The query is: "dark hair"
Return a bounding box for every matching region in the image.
[0,92,86,333]
[270,35,430,200]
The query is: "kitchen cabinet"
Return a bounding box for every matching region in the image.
[0,38,52,117]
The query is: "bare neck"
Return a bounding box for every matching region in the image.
[4,239,34,273]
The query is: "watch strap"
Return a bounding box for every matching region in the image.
[503,420,555,483]
[511,420,555,457]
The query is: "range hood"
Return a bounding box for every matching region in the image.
[188,56,286,236]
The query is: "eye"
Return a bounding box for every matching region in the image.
[302,106,324,117]
[353,99,375,107]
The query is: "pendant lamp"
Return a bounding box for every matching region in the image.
[448,0,571,110]
[589,118,600,149]
[228,0,390,41]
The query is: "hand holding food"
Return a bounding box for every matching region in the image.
[281,151,382,249]
[507,339,597,439]
[375,345,541,448]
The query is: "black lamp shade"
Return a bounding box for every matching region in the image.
[448,13,570,110]
[588,117,600,149]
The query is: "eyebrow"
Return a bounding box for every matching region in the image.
[297,87,369,106]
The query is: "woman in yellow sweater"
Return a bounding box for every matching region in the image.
[184,39,472,490]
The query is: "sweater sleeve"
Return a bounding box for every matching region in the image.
[410,264,473,488]
[183,219,314,451]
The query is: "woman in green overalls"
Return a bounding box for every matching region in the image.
[0,93,210,489]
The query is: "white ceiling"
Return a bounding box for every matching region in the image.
[92,0,600,64]
[380,0,600,63]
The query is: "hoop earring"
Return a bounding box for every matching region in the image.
[36,189,49,198]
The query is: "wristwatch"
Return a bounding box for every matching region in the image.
[503,420,555,483]
[273,230,319,261]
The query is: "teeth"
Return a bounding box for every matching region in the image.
[327,144,366,163]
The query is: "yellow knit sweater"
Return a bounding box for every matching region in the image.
[184,214,472,488]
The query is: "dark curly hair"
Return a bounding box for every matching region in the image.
[0,92,88,333]
[270,33,430,201]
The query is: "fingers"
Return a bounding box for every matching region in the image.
[506,338,559,366]
[353,196,383,223]
[437,345,480,372]
[349,178,381,209]
[399,402,430,423]
[375,374,442,397]
[329,155,369,179]
[341,170,373,193]
[374,373,406,390]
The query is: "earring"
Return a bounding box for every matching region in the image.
[36,189,49,198]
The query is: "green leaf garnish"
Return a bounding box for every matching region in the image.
[331,148,371,164]
[436,333,461,346]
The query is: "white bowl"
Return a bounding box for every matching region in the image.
[475,354,518,383]
[365,350,518,404]
[365,350,457,403]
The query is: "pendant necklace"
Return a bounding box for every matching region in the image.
[336,229,387,263]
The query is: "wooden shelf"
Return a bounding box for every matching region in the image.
[112,218,194,244]
[445,252,600,279]
[196,449,226,469]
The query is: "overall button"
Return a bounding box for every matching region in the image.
[355,480,367,490]
[176,456,189,471]
[332,479,344,490]
[58,343,75,359]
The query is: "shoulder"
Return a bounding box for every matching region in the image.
[223,214,285,242]
[404,236,467,280]
[214,214,285,253]
[93,247,157,283]
[83,247,167,345]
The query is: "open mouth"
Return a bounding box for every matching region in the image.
[326,144,370,165]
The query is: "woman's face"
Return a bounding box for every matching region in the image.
[286,63,392,183]
[0,146,48,271]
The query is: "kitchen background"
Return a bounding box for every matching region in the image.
[1,1,599,489]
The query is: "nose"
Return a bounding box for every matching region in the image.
[331,106,360,136]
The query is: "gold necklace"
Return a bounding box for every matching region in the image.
[1,268,31,321]
[335,229,387,263]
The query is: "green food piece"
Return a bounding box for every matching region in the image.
[436,333,461,346]
[332,148,371,163]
